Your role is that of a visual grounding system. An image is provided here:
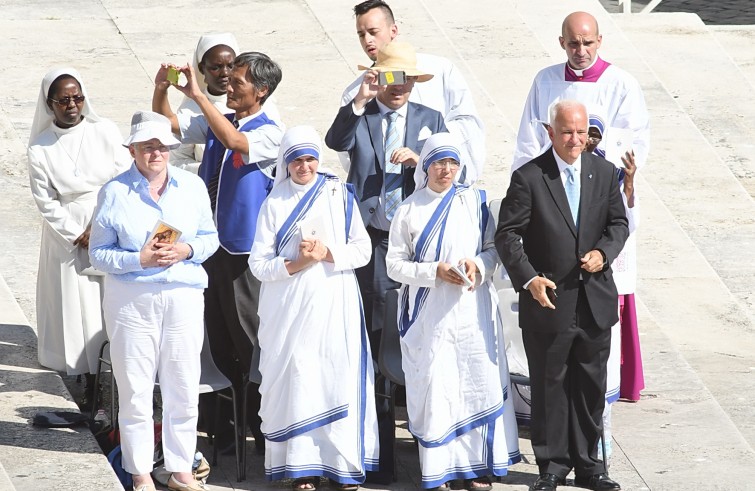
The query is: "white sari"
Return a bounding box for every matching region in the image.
[386,134,520,488]
[249,139,379,483]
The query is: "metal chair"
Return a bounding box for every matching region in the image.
[91,340,116,424]
[197,327,243,482]
[376,288,404,482]
[91,330,244,481]
[240,343,262,481]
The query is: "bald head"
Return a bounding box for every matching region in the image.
[559,11,602,70]
[562,11,599,38]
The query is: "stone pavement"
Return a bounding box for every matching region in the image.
[1,0,755,490]
[599,0,755,24]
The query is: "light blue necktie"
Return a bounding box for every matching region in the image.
[564,165,580,227]
[384,111,403,221]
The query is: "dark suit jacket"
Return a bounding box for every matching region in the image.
[495,150,628,332]
[325,99,446,225]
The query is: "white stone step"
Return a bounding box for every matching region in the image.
[614,12,755,198]
[0,461,16,491]
[710,25,755,91]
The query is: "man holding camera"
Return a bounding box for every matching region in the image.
[325,40,445,483]
[341,0,484,184]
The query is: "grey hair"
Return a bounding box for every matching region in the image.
[548,99,587,127]
[233,52,282,105]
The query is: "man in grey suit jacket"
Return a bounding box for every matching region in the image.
[495,100,628,491]
[325,40,445,483]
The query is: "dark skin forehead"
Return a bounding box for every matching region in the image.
[48,75,81,98]
[201,44,235,65]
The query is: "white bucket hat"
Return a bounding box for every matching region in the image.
[122,110,181,149]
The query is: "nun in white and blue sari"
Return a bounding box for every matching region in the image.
[386,133,520,490]
[249,126,379,491]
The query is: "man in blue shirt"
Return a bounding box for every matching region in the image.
[153,51,283,453]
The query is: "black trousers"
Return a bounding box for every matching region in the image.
[355,226,401,483]
[522,283,611,479]
[202,247,262,438]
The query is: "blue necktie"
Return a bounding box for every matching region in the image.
[384,111,403,221]
[564,165,580,227]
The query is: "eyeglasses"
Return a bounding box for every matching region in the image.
[430,159,460,169]
[137,143,170,154]
[48,95,86,107]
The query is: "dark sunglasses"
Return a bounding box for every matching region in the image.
[48,95,86,107]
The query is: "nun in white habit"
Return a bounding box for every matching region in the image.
[27,67,130,380]
[249,126,379,490]
[385,133,520,490]
[172,32,284,172]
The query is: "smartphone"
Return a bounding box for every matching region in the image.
[539,272,557,303]
[378,70,406,86]
[167,67,180,85]
[546,287,558,303]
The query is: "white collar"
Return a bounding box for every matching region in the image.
[235,107,265,127]
[567,56,599,77]
[376,99,408,119]
[553,149,582,174]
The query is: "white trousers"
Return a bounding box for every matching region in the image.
[103,278,203,475]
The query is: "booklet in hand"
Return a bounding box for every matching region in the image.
[148,219,182,245]
[450,261,474,288]
[299,213,334,248]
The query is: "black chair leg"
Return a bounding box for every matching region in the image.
[212,392,223,466]
[231,385,243,482]
[389,381,398,482]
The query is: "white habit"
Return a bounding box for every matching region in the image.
[28,109,130,374]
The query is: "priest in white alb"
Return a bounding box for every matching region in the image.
[512,11,650,173]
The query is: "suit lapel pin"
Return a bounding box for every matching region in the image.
[588,174,593,179]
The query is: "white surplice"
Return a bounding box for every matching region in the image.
[249,173,379,484]
[512,61,650,172]
[386,185,520,488]
[28,118,131,374]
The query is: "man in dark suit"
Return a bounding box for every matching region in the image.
[495,100,628,491]
[325,40,445,483]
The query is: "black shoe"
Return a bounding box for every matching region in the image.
[364,471,392,485]
[531,473,565,490]
[574,473,621,491]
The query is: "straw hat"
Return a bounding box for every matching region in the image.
[358,41,433,83]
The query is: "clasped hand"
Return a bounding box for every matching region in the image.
[299,238,328,264]
[580,249,604,274]
[437,258,477,291]
[140,237,191,268]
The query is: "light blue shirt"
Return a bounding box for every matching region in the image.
[89,162,219,287]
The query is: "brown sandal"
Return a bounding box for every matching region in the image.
[465,476,492,491]
[293,477,318,490]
